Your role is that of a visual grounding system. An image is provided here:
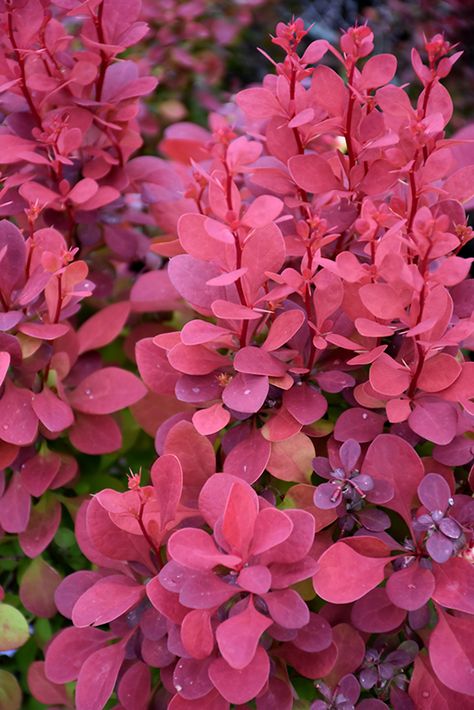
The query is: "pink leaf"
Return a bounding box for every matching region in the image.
[19,451,61,497]
[263,588,309,628]
[237,565,272,594]
[242,195,283,228]
[77,302,130,353]
[209,645,270,704]
[432,557,474,614]
[75,641,126,710]
[236,87,282,119]
[222,373,268,414]
[181,609,214,659]
[45,628,112,683]
[250,507,293,556]
[68,177,98,205]
[267,433,315,483]
[263,310,306,351]
[363,434,424,528]
[369,354,411,397]
[136,338,179,395]
[418,353,462,393]
[359,282,407,319]
[69,413,122,454]
[54,571,100,619]
[211,300,260,321]
[0,474,31,534]
[216,597,272,669]
[19,494,61,558]
[351,587,407,632]
[283,383,327,425]
[0,352,10,388]
[334,407,385,443]
[68,367,146,414]
[313,542,390,603]
[360,54,397,88]
[118,662,151,710]
[386,562,435,611]
[234,346,286,377]
[72,575,144,627]
[429,608,474,696]
[192,403,230,435]
[0,383,37,446]
[301,39,329,64]
[222,482,259,556]
[31,388,74,432]
[443,165,474,203]
[180,320,231,345]
[27,661,69,707]
[288,154,340,193]
[168,529,240,571]
[223,428,271,484]
[130,270,180,313]
[408,400,458,445]
[150,454,183,530]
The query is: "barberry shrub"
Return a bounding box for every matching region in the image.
[0,6,473,710]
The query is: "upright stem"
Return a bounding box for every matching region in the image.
[94,1,108,101]
[344,64,356,172]
[7,9,42,127]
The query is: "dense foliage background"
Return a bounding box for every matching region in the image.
[0,1,472,709]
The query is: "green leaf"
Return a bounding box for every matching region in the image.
[0,670,22,710]
[0,604,29,651]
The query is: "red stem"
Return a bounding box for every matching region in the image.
[344,64,356,172]
[94,1,108,101]
[7,9,42,127]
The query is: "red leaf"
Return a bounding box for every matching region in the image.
[408,400,458,445]
[323,623,366,687]
[363,434,424,527]
[223,428,271,484]
[313,542,390,603]
[72,575,144,627]
[209,645,270,704]
[263,309,306,351]
[168,529,240,570]
[351,587,407,632]
[19,494,61,558]
[222,373,269,414]
[31,388,74,432]
[0,383,38,446]
[432,557,474,614]
[150,453,183,530]
[283,383,327,425]
[181,609,214,659]
[234,346,286,377]
[69,413,122,454]
[266,433,315,483]
[118,662,151,710]
[216,597,272,669]
[27,661,69,706]
[19,558,62,618]
[75,641,126,710]
[222,482,258,556]
[77,302,130,354]
[386,562,435,611]
[45,627,112,683]
[68,367,146,414]
[334,407,385,443]
[429,607,474,696]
